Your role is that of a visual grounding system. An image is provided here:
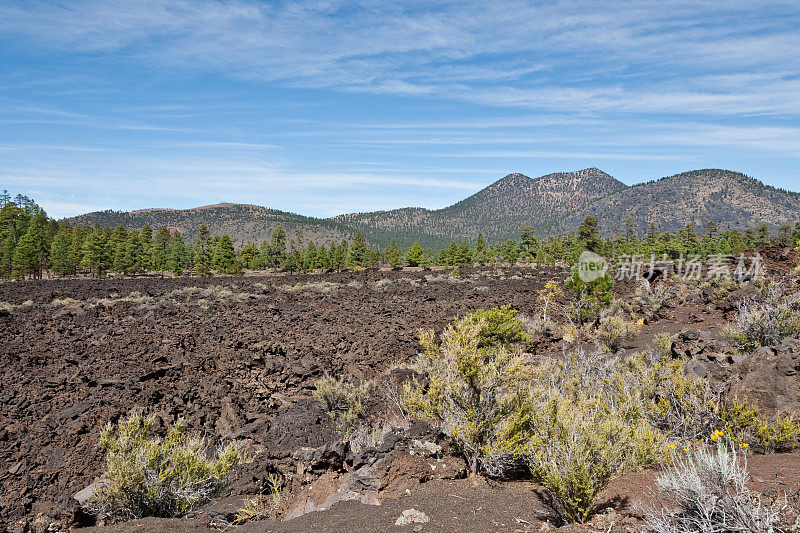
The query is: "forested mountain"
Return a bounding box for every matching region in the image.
[66,203,353,247]
[334,168,626,248]
[65,168,800,249]
[564,169,800,236]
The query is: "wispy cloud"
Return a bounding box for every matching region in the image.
[1,0,798,217]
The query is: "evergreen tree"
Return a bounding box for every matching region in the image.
[456,241,473,267]
[519,226,538,258]
[269,225,287,266]
[315,245,330,269]
[152,227,171,273]
[331,240,348,270]
[498,239,520,265]
[347,232,368,268]
[406,241,425,267]
[115,232,143,276]
[50,229,74,275]
[139,224,153,271]
[474,233,489,266]
[193,225,212,276]
[385,240,403,269]
[167,232,189,275]
[704,220,719,240]
[577,215,601,252]
[12,219,47,279]
[212,234,237,274]
[81,227,110,277]
[239,242,262,270]
[0,201,23,278]
[282,242,303,273]
[366,248,381,268]
[303,241,318,271]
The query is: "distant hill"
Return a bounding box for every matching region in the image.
[65,168,800,248]
[333,168,627,248]
[65,203,353,247]
[565,169,800,236]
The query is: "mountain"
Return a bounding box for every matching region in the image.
[65,168,800,248]
[565,169,800,236]
[333,168,627,248]
[65,203,353,247]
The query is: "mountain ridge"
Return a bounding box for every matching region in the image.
[64,168,800,249]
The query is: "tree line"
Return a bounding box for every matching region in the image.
[2,190,799,280]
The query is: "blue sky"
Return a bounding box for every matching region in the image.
[1,0,799,219]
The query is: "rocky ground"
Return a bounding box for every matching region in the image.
[2,256,800,532]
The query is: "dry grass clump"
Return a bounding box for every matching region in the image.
[632,283,681,320]
[279,281,340,293]
[234,473,282,524]
[313,375,405,453]
[723,284,800,353]
[595,315,643,352]
[50,297,82,306]
[424,273,467,284]
[91,414,245,521]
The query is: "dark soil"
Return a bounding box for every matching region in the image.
[0,267,564,529]
[3,264,799,532]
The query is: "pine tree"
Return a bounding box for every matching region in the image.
[50,231,74,275]
[474,233,489,266]
[239,243,262,270]
[406,241,425,267]
[13,222,47,279]
[315,245,330,269]
[115,232,143,276]
[212,234,237,274]
[456,241,473,267]
[704,220,719,240]
[0,200,25,278]
[498,239,520,265]
[139,224,153,272]
[303,241,318,271]
[167,232,189,275]
[577,216,601,252]
[81,227,110,277]
[152,227,171,273]
[385,240,402,269]
[519,226,538,258]
[443,241,458,266]
[269,225,287,267]
[348,232,368,268]
[193,225,212,276]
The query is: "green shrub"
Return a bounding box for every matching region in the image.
[93,414,244,521]
[313,375,368,439]
[401,315,531,475]
[527,394,663,524]
[563,268,615,325]
[595,315,643,352]
[653,332,673,357]
[722,400,800,453]
[461,305,530,348]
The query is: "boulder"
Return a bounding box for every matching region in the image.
[725,339,800,417]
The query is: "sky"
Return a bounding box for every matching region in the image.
[1,0,799,219]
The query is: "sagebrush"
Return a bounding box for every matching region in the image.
[92,414,244,521]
